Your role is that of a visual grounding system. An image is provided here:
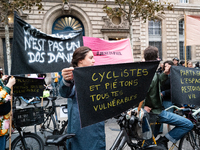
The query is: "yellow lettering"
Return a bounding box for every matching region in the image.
[99,72,105,82]
[92,73,98,81]
[106,71,112,79]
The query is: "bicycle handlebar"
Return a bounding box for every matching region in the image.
[165,105,200,117]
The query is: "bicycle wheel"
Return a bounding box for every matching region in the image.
[40,113,58,136]
[179,130,200,150]
[33,97,50,108]
[11,132,44,150]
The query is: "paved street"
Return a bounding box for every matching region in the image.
[7,97,180,150]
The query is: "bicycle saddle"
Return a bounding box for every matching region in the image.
[45,134,75,146]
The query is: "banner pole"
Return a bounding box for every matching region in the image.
[9,85,13,150]
[184,13,187,67]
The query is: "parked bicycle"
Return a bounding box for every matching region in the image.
[13,87,52,108]
[34,97,68,138]
[6,107,45,150]
[14,95,51,108]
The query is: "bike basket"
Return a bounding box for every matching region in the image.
[13,107,44,127]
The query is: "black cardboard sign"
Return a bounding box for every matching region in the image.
[171,66,200,105]
[13,76,44,97]
[73,61,159,128]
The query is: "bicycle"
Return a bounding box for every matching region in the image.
[165,105,200,150]
[109,103,200,150]
[34,97,68,138]
[6,107,45,150]
[13,86,52,108]
[13,96,50,108]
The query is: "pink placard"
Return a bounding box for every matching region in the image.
[83,36,133,65]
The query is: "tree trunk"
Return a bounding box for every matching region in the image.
[129,22,134,61]
[4,10,11,75]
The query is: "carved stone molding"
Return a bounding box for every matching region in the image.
[101,15,129,33]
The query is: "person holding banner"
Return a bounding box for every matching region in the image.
[143,46,193,150]
[0,76,16,150]
[59,46,105,150]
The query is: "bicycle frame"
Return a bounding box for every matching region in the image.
[110,128,130,150]
[35,97,68,135]
[15,127,30,150]
[19,96,40,104]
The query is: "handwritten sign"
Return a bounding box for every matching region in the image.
[13,76,44,97]
[73,61,159,127]
[171,66,200,105]
[11,13,83,75]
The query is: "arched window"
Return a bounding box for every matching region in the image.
[52,16,85,35]
[179,19,191,60]
[148,20,162,60]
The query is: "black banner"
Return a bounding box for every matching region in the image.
[171,66,200,105]
[13,76,44,97]
[11,12,83,75]
[73,61,159,127]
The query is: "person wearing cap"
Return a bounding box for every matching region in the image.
[173,57,180,66]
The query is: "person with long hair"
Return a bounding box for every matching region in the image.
[59,46,105,150]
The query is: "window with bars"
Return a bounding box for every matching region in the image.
[149,20,162,60]
[180,0,189,3]
[179,19,191,60]
[149,41,162,60]
[148,20,161,35]
[179,20,184,35]
[179,42,191,60]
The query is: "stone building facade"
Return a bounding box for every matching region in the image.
[0,0,200,71]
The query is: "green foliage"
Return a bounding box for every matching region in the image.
[0,0,43,22]
[83,0,173,23]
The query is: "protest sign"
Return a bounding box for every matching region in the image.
[73,61,159,127]
[11,13,83,75]
[171,66,200,105]
[185,15,200,46]
[83,36,133,65]
[13,76,44,97]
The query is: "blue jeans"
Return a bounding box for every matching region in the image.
[158,110,193,143]
[0,136,6,150]
[159,101,174,133]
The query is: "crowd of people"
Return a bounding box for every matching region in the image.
[0,45,197,150]
[171,57,199,69]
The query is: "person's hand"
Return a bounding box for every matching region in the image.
[164,64,171,75]
[62,67,74,81]
[6,76,16,88]
[161,92,163,97]
[2,75,9,81]
[144,106,151,113]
